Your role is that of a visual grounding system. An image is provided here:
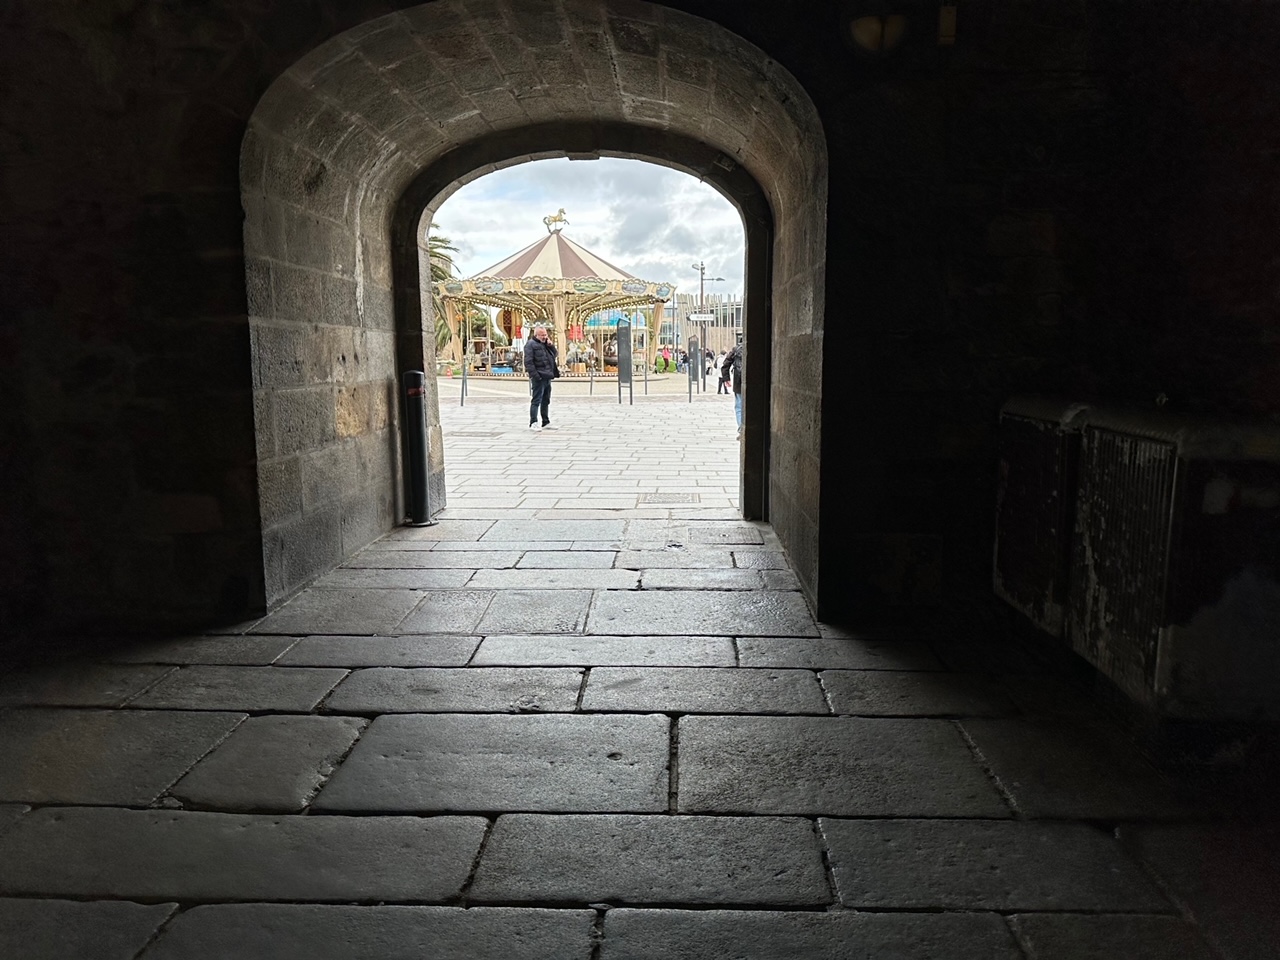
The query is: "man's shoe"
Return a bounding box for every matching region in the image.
[541,422,558,429]
[529,423,542,431]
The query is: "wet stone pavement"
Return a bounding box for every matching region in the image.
[1,394,1277,959]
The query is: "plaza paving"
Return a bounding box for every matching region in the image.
[0,389,1276,959]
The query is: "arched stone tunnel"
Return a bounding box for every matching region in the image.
[243,0,823,609]
[2,2,1280,956]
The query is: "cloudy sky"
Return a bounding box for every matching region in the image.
[430,157,745,299]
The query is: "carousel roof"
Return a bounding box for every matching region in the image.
[474,231,635,282]
[435,222,674,322]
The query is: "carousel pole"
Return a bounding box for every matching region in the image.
[552,295,568,375]
[459,311,467,407]
[444,299,463,366]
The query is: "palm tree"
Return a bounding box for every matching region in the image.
[426,224,458,352]
[426,227,509,356]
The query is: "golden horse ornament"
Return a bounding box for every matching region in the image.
[543,208,569,233]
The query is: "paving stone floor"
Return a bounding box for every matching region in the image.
[1,393,1277,958]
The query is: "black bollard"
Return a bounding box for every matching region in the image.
[403,370,437,526]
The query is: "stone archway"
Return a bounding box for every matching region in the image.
[243,0,827,610]
[392,124,775,533]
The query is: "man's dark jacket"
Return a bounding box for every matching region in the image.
[721,344,744,393]
[524,336,559,379]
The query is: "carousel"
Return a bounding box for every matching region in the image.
[435,211,675,376]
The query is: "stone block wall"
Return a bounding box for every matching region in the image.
[6,0,1277,640]
[0,2,278,635]
[242,101,401,605]
[246,0,828,611]
[413,232,449,518]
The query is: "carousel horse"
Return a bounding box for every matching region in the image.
[543,208,569,232]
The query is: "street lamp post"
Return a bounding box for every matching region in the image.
[691,261,726,319]
[691,260,724,365]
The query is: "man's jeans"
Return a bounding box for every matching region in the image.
[530,376,553,425]
[734,391,743,429]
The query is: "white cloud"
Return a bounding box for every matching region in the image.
[430,157,745,297]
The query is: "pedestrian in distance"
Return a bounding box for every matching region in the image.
[524,324,559,431]
[721,339,744,437]
[715,351,728,394]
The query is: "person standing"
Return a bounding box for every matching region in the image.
[722,339,744,437]
[715,351,728,394]
[524,324,559,431]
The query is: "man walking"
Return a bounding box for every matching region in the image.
[524,324,559,431]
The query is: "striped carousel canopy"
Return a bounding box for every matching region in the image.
[476,231,635,281]
[435,225,674,322]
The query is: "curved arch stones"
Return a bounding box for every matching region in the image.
[243,0,827,611]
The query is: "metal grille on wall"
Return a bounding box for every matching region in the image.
[1067,427,1179,706]
[995,400,1280,720]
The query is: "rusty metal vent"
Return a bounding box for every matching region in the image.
[638,493,700,504]
[1068,426,1178,706]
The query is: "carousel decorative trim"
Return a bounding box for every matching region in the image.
[437,275,673,303]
